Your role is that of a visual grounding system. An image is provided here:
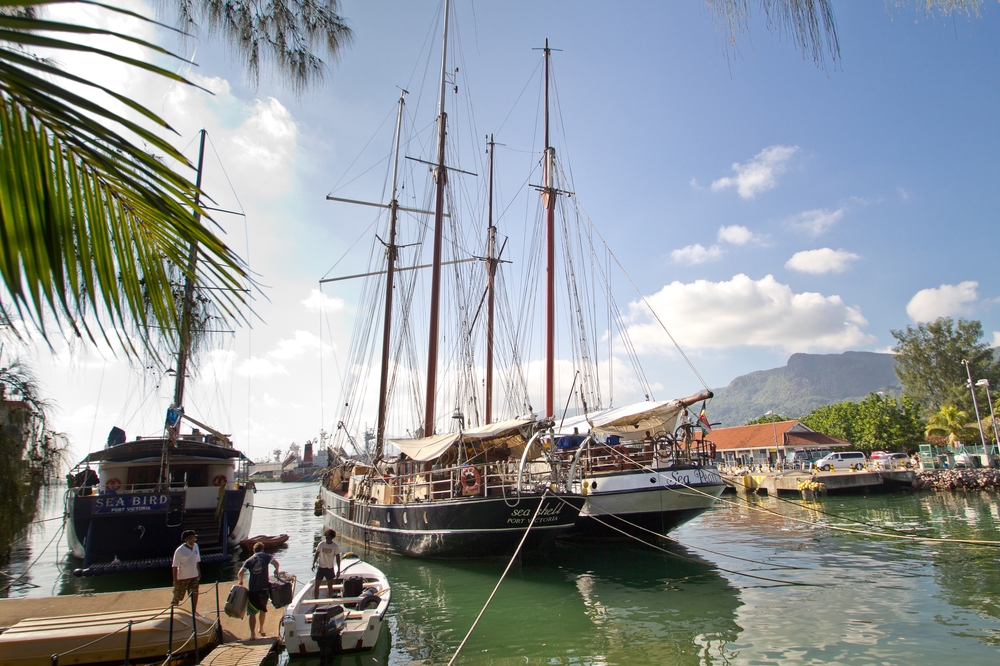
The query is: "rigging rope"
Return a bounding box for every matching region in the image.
[446,490,551,666]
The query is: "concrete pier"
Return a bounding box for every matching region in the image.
[722,469,916,497]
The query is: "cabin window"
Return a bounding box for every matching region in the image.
[168,467,205,487]
[127,466,160,487]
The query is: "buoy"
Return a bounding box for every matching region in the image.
[72,568,83,577]
[82,568,94,577]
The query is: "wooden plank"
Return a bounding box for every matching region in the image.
[201,640,274,666]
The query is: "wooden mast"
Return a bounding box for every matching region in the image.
[374,91,407,459]
[423,0,451,437]
[542,40,556,418]
[173,128,207,411]
[485,135,497,424]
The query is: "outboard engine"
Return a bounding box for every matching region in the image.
[310,605,346,666]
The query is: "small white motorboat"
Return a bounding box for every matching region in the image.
[281,555,391,658]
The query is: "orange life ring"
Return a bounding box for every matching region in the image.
[213,474,228,487]
[105,478,121,492]
[709,443,717,458]
[460,467,481,495]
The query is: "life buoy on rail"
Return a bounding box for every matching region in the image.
[213,474,228,487]
[104,478,121,492]
[460,467,481,495]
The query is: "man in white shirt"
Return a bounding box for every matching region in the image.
[171,530,201,613]
[311,529,341,598]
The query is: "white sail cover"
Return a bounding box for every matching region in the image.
[555,400,686,439]
[387,418,536,462]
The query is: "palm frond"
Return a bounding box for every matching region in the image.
[0,1,250,358]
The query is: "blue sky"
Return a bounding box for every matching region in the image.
[25,1,1000,462]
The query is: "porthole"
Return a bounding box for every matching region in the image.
[423,512,428,524]
[403,513,408,524]
[650,477,657,484]
[592,481,598,490]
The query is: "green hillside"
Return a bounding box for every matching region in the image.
[708,351,900,427]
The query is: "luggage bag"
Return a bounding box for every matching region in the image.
[225,584,249,619]
[270,575,294,608]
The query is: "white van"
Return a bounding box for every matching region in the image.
[814,451,867,471]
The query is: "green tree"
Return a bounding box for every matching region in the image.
[803,394,925,452]
[0,353,67,562]
[801,400,861,443]
[745,413,789,425]
[925,405,979,449]
[852,393,924,452]
[890,317,998,413]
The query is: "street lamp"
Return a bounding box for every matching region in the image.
[975,379,999,456]
[764,410,780,469]
[962,359,988,452]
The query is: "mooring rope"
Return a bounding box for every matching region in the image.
[600,445,1000,547]
[445,489,551,666]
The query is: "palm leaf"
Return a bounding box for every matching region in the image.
[0,1,250,358]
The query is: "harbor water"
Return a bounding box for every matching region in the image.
[4,482,1000,664]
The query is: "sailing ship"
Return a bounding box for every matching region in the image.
[64,131,255,571]
[318,0,584,558]
[529,44,725,540]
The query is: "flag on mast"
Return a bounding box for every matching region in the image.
[698,401,712,435]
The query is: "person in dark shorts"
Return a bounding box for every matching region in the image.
[238,542,280,639]
[171,530,201,612]
[312,529,341,598]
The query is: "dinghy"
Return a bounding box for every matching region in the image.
[280,555,390,657]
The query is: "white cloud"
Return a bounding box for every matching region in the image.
[790,207,845,236]
[303,289,346,313]
[711,145,798,199]
[236,357,288,379]
[906,281,978,322]
[267,330,328,361]
[717,225,757,246]
[671,243,722,265]
[626,274,873,352]
[785,248,860,274]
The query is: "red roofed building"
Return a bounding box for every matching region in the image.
[698,420,850,466]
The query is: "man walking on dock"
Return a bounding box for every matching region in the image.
[171,530,201,613]
[312,529,341,599]
[238,542,280,640]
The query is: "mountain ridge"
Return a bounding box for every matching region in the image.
[708,351,900,427]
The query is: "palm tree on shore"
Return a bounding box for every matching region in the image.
[925,405,979,449]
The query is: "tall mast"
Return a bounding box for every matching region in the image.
[173,128,207,410]
[485,135,497,424]
[423,0,451,437]
[542,40,556,419]
[374,91,407,458]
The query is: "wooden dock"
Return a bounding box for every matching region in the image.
[201,639,275,666]
[0,584,282,665]
[722,469,916,497]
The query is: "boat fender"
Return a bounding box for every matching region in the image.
[460,467,481,495]
[709,443,717,458]
[214,474,228,486]
[105,478,121,492]
[72,568,84,577]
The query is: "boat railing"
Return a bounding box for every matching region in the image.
[371,458,554,503]
[558,434,717,474]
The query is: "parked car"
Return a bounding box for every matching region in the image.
[884,453,909,469]
[814,451,867,471]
